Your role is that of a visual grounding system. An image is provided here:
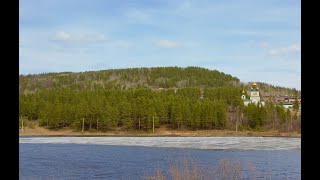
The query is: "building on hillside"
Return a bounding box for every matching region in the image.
[275,96,285,103]
[240,82,301,109]
[273,96,301,109]
[282,103,293,109]
[241,82,265,106]
[289,98,301,104]
[241,90,251,106]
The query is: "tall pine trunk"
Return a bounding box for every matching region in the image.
[139,117,141,130]
[97,119,99,131]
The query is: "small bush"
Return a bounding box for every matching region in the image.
[28,121,37,129]
[71,121,82,131]
[238,124,245,131]
[145,158,245,180]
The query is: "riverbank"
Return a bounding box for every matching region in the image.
[19,126,300,137]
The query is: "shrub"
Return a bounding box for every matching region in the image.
[145,158,244,180]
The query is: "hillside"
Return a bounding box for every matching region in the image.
[19,66,301,133]
[19,66,299,96]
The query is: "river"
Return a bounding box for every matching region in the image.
[19,137,301,179]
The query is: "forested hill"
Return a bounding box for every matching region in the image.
[19,66,238,93]
[19,66,298,95]
[19,66,301,132]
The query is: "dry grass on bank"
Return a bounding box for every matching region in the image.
[19,124,300,137]
[144,158,266,180]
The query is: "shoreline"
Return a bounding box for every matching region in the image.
[19,126,301,137]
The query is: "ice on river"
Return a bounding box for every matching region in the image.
[19,136,300,150]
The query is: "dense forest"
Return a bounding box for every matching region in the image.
[19,66,298,95]
[19,67,301,132]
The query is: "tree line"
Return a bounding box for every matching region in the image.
[19,86,300,132]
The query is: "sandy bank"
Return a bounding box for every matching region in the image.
[19,126,300,137]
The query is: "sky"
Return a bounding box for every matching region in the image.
[19,0,301,90]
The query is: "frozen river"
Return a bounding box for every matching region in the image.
[19,137,301,179]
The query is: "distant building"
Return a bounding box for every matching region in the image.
[241,90,251,106]
[275,96,285,103]
[282,103,293,109]
[273,96,301,109]
[241,82,265,106]
[289,98,301,104]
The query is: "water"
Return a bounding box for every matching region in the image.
[19,137,301,179]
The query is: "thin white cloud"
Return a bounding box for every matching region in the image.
[260,42,269,48]
[157,39,180,48]
[231,30,272,37]
[125,8,151,24]
[112,40,132,48]
[252,6,301,23]
[178,0,192,11]
[268,43,300,56]
[51,31,108,42]
[243,40,269,48]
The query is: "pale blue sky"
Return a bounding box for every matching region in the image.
[19,0,301,89]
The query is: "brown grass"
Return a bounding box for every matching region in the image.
[144,158,255,180]
[19,124,300,137]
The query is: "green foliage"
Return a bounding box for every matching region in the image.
[293,112,298,121]
[204,87,242,106]
[19,67,300,132]
[276,105,287,124]
[237,124,245,131]
[243,103,267,129]
[19,67,240,93]
[19,87,235,131]
[286,109,291,122]
[293,99,300,111]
